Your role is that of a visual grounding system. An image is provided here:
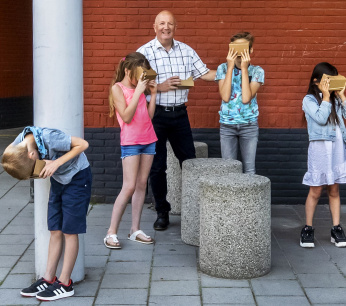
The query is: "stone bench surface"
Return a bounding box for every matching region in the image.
[199,173,271,279]
[181,158,243,246]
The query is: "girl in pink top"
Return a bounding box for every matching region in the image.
[104,52,158,248]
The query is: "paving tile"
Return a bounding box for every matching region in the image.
[96,288,147,305]
[0,256,20,268]
[74,280,99,297]
[153,254,197,267]
[297,273,346,288]
[44,297,94,306]
[0,267,10,283]
[154,244,197,255]
[0,289,40,305]
[0,274,35,289]
[202,287,255,304]
[256,296,310,306]
[201,274,249,288]
[84,267,104,281]
[151,266,198,281]
[85,255,108,268]
[101,274,150,289]
[251,279,304,296]
[11,261,35,274]
[109,250,153,262]
[105,262,151,274]
[305,288,346,304]
[150,280,199,296]
[0,244,29,256]
[149,295,201,306]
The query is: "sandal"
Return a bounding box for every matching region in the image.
[128,230,154,244]
[104,234,121,249]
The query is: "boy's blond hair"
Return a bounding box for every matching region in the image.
[1,144,35,180]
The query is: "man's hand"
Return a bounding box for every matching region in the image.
[40,160,61,178]
[157,76,181,92]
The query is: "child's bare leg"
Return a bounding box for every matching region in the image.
[131,154,154,241]
[58,233,79,285]
[327,184,341,226]
[106,155,140,245]
[305,186,323,226]
[43,230,63,281]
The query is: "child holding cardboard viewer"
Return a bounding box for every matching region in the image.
[215,31,264,174]
[301,62,346,248]
[104,52,157,249]
[1,126,92,301]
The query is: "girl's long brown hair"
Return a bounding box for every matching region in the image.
[109,52,151,117]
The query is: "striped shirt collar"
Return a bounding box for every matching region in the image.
[153,37,179,51]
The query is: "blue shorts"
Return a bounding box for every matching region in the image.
[121,142,156,159]
[47,166,92,234]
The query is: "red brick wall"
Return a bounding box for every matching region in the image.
[83,0,346,129]
[0,0,32,98]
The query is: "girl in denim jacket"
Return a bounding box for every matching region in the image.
[301,62,346,248]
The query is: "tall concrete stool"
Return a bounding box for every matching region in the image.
[167,141,208,214]
[199,174,271,279]
[181,158,242,246]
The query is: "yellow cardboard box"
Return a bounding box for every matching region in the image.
[136,67,157,81]
[177,76,194,89]
[229,41,250,57]
[30,160,46,179]
[321,74,346,91]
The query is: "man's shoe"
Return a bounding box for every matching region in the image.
[20,277,57,297]
[154,212,169,231]
[36,279,74,301]
[331,224,346,247]
[300,225,315,248]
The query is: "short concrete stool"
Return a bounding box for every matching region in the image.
[181,158,242,246]
[199,174,271,279]
[167,141,208,214]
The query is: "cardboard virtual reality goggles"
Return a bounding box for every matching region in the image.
[177,76,194,89]
[30,160,46,179]
[321,74,346,91]
[136,67,157,81]
[229,41,250,56]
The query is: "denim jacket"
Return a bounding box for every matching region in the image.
[302,94,346,142]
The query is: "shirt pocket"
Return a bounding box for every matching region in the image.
[178,65,188,80]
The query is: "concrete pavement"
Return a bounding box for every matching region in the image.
[1,128,346,305]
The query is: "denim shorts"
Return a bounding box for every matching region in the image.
[47,166,92,234]
[121,142,156,159]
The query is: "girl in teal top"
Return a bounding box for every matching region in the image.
[215,32,264,173]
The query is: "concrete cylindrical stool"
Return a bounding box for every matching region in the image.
[181,158,242,246]
[167,141,208,214]
[199,174,271,279]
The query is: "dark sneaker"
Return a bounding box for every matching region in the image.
[36,279,74,301]
[300,225,315,248]
[20,276,57,297]
[153,211,169,231]
[331,225,346,247]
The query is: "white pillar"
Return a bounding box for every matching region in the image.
[33,0,85,281]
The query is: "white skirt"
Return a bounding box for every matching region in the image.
[303,125,346,186]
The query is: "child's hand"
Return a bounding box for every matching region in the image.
[148,80,157,94]
[337,84,346,102]
[135,73,149,94]
[240,49,251,70]
[40,160,60,178]
[320,77,330,102]
[227,48,237,68]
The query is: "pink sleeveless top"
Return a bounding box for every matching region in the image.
[115,83,157,146]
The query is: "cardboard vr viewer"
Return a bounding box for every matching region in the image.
[177,76,194,89]
[136,67,157,81]
[30,160,46,179]
[321,74,346,91]
[229,41,250,56]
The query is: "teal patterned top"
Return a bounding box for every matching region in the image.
[215,63,264,125]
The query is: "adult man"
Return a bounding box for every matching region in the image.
[137,10,216,230]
